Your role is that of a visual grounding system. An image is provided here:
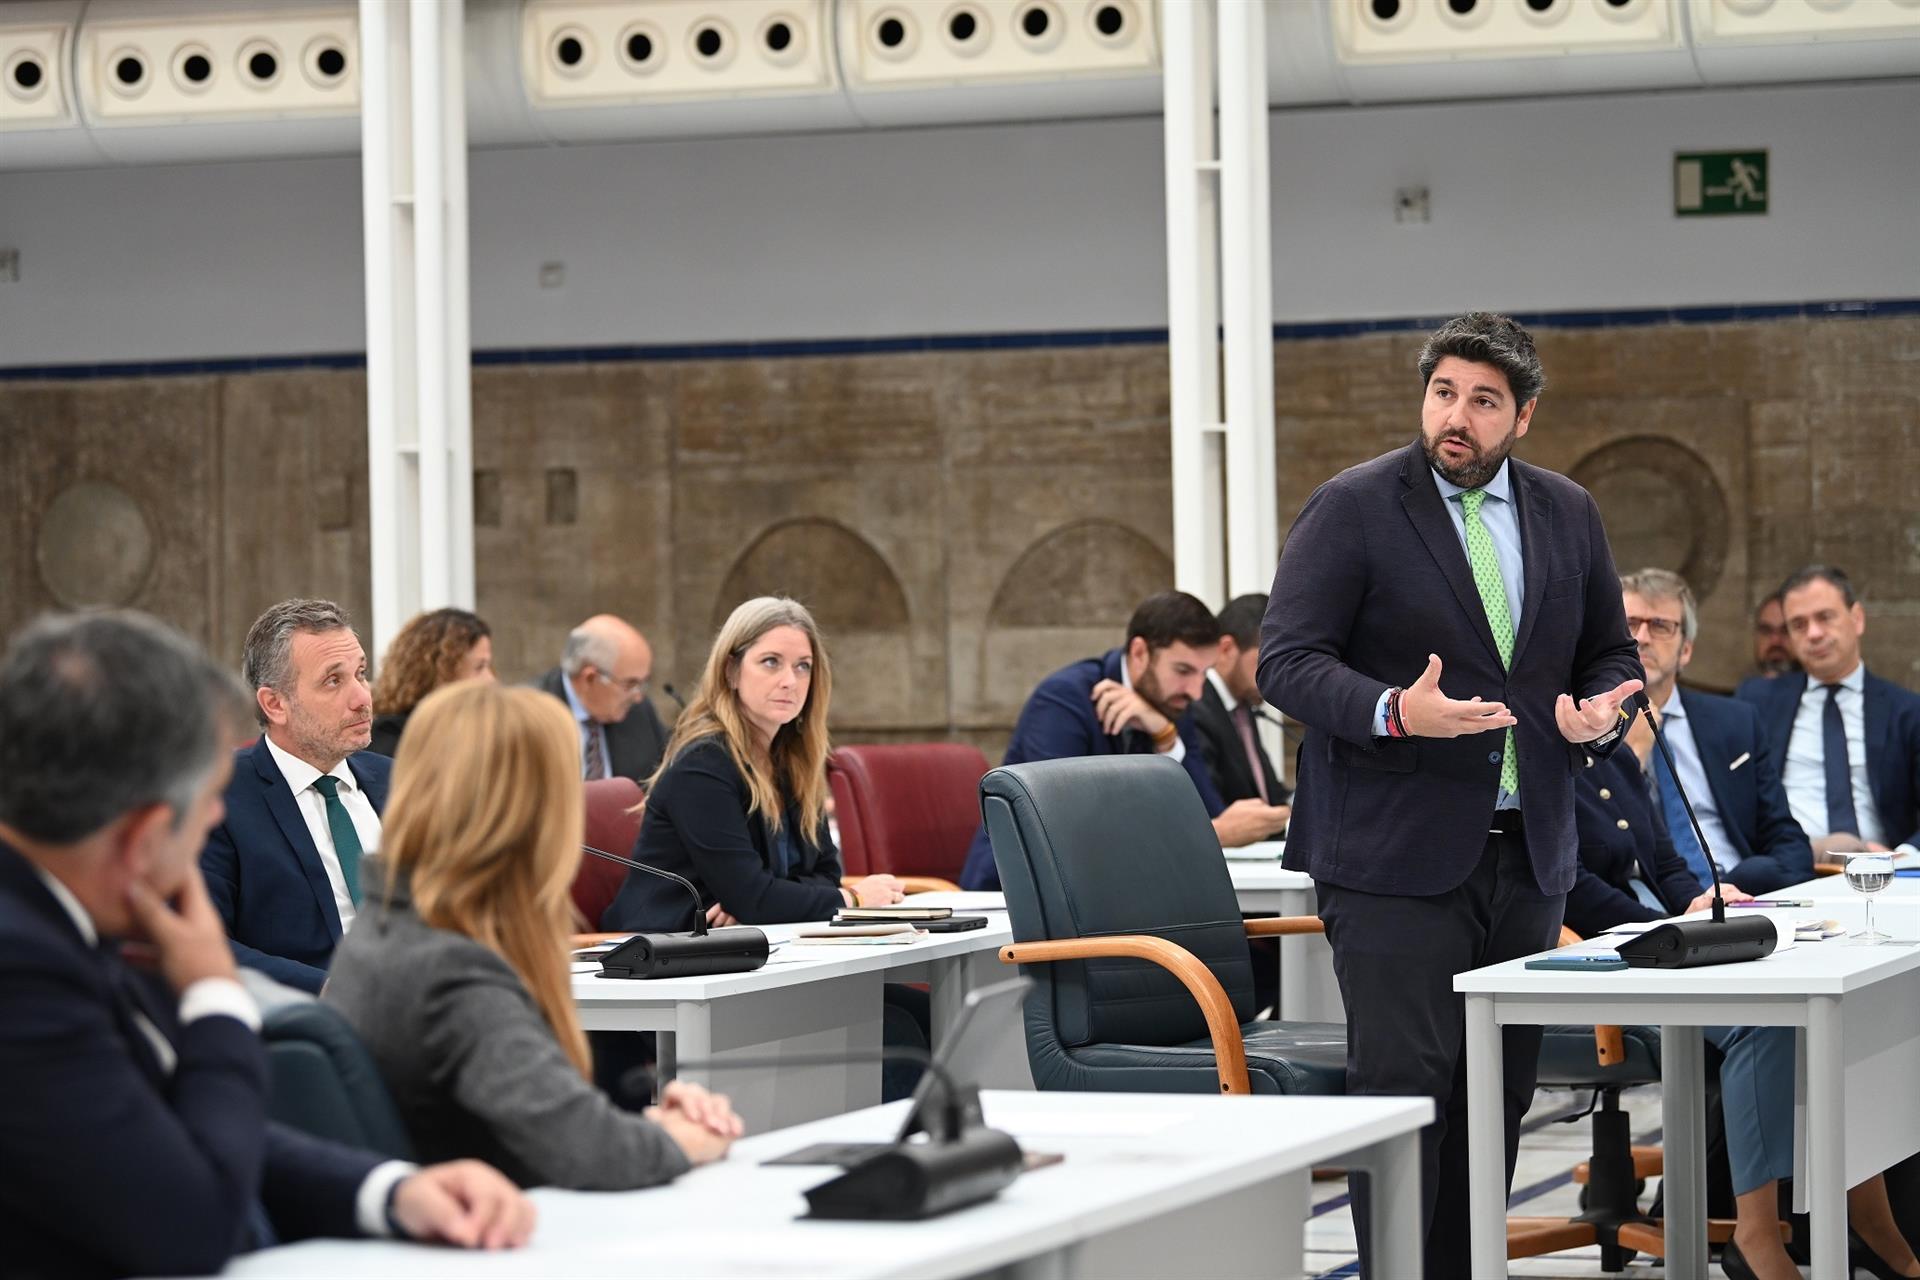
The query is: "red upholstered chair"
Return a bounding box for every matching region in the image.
[573,777,645,931]
[827,744,991,893]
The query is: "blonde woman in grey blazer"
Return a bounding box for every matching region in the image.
[324,682,741,1189]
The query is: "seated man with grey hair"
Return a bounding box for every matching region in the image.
[201,598,390,992]
[533,614,669,784]
[0,610,534,1276]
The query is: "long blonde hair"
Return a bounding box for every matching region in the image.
[382,682,591,1078]
[652,596,832,840]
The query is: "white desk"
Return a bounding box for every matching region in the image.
[1456,900,1920,1279]
[224,1090,1432,1280]
[1225,862,1344,1024]
[576,917,1024,1132]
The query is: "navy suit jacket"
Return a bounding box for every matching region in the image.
[1671,686,1811,894]
[1565,749,1703,938]
[201,739,392,993]
[0,840,375,1279]
[1259,442,1644,896]
[960,648,1226,890]
[1739,668,1920,849]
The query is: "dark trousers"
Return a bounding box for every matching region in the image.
[1318,830,1566,1280]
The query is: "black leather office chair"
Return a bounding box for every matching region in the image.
[983,754,1345,1095]
[261,1001,415,1160]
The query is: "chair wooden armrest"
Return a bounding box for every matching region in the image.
[899,876,962,895]
[999,936,1251,1095]
[1555,926,1625,1066]
[570,931,632,948]
[1244,916,1324,937]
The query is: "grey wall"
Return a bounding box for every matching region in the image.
[1,77,1915,367]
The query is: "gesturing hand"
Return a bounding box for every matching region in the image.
[1396,655,1515,739]
[1554,678,1644,744]
[1089,679,1171,744]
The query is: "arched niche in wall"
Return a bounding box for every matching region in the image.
[712,518,911,728]
[981,518,1174,715]
[1571,436,1730,603]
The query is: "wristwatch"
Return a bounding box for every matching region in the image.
[1586,706,1631,751]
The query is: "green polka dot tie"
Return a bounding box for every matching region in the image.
[1460,488,1518,796]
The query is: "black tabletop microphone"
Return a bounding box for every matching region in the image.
[1613,691,1779,970]
[580,845,768,977]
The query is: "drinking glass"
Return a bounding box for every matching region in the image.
[1845,850,1896,945]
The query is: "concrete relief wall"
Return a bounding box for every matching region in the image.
[4,313,1916,757]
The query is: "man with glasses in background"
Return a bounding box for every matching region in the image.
[535,615,670,784]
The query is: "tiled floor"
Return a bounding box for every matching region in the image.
[1305,1084,1730,1278]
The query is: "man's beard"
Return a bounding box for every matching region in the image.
[1424,425,1518,490]
[1134,669,1187,720]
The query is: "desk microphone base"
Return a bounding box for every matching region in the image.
[803,1127,1024,1220]
[1615,916,1777,969]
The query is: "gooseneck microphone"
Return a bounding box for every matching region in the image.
[662,683,687,710]
[580,845,769,977]
[1613,691,1779,969]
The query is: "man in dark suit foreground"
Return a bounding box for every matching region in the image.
[1738,564,1920,862]
[1619,568,1811,895]
[1260,312,1644,1278]
[201,599,391,992]
[1191,593,1293,812]
[0,611,531,1279]
[960,592,1290,890]
[533,614,671,784]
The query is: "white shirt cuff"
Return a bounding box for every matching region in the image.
[1898,844,1920,859]
[177,977,261,1032]
[356,1160,418,1237]
[1164,734,1186,763]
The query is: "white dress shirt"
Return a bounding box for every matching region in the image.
[29,865,412,1236]
[1782,663,1885,844]
[1122,656,1186,763]
[263,734,382,931]
[1656,687,1740,875]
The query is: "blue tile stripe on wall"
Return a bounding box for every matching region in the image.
[4,298,1918,381]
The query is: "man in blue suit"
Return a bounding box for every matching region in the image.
[1738,564,1920,861]
[202,599,391,992]
[1620,568,1812,895]
[0,611,532,1279]
[960,591,1290,890]
[1260,313,1644,1278]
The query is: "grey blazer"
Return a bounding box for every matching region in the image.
[322,877,690,1190]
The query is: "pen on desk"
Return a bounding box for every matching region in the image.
[1729,899,1813,908]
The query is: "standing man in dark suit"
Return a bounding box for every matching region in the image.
[960,592,1291,890]
[0,611,533,1279]
[1260,312,1644,1278]
[1738,564,1920,862]
[1191,593,1294,812]
[533,614,670,784]
[1619,568,1812,894]
[201,599,391,993]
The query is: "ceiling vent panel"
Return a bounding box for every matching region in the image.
[1689,0,1920,84]
[2,20,74,129]
[1329,0,1700,100]
[518,0,857,139]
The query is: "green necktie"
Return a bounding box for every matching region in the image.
[310,775,364,905]
[1459,488,1519,796]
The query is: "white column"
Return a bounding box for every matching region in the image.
[1217,0,1277,598]
[360,0,473,660]
[1162,0,1225,608]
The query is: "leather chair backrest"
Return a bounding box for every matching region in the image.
[829,743,991,881]
[984,754,1255,1049]
[262,1000,415,1160]
[575,776,645,929]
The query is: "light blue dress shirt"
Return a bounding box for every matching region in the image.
[559,670,612,780]
[1782,663,1888,845]
[1655,687,1740,875]
[1374,460,1526,809]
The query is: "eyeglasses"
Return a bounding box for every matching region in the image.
[593,671,650,698]
[1625,616,1682,641]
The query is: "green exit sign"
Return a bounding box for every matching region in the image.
[1675,151,1769,217]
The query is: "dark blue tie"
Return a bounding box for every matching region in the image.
[1823,684,1861,838]
[1652,746,1716,890]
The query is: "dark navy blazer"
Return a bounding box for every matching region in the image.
[1259,441,1644,897]
[1739,668,1920,849]
[1564,750,1702,938]
[0,839,375,1279]
[1669,686,1811,894]
[960,648,1226,890]
[201,739,392,993]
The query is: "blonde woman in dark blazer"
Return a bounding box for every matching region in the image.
[324,682,741,1189]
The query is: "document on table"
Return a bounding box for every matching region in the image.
[1223,840,1285,862]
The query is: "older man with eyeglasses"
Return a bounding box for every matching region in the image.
[533,615,671,784]
[1618,568,1813,895]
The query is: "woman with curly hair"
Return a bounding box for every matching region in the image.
[369,608,495,756]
